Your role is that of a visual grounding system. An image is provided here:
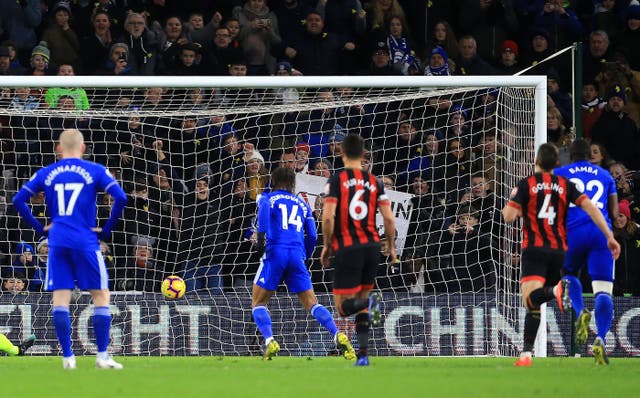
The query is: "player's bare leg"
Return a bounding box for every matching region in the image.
[298,290,355,360]
[90,289,122,369]
[252,284,279,360]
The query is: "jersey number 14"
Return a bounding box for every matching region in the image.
[279,204,303,232]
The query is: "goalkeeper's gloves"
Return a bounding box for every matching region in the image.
[255,232,266,257]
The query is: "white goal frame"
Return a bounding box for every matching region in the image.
[0,75,548,357]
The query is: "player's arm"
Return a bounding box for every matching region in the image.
[255,195,269,255]
[303,205,317,259]
[99,171,128,241]
[578,197,620,259]
[607,193,619,221]
[320,197,336,268]
[502,182,524,223]
[12,176,45,236]
[379,202,397,264]
[501,203,521,223]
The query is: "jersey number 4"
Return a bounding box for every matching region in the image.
[54,183,84,216]
[537,193,557,225]
[279,204,303,232]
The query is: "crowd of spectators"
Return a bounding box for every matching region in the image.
[0,0,639,295]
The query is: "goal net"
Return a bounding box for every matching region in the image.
[0,75,547,357]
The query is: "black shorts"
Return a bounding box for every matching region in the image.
[333,243,380,295]
[521,247,565,286]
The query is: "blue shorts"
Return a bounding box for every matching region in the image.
[253,247,312,293]
[564,222,614,282]
[45,246,109,291]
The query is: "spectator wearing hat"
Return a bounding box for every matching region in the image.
[284,11,353,75]
[612,198,640,296]
[494,40,521,75]
[593,54,640,128]
[424,46,451,76]
[10,241,44,291]
[360,40,400,75]
[454,35,495,76]
[294,142,310,173]
[618,4,640,72]
[592,84,639,169]
[243,149,269,201]
[520,28,556,76]
[0,0,42,67]
[29,41,52,75]
[326,127,345,171]
[446,104,472,148]
[274,60,301,104]
[41,1,81,72]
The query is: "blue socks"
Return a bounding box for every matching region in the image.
[53,306,73,358]
[563,275,584,316]
[594,292,613,343]
[93,306,112,354]
[252,306,273,342]
[310,304,338,336]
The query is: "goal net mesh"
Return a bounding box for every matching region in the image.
[0,81,538,356]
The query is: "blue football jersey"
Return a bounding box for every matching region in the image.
[257,190,316,252]
[554,160,617,228]
[21,158,122,250]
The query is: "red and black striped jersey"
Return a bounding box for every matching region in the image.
[324,168,390,252]
[507,172,588,251]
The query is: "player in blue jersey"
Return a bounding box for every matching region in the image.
[554,139,618,365]
[12,129,128,369]
[252,167,355,361]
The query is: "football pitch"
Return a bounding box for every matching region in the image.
[5,356,639,397]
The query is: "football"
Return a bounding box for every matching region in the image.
[161,275,186,299]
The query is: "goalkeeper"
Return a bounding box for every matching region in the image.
[0,334,35,356]
[252,167,355,361]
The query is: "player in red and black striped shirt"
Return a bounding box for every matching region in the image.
[502,143,620,366]
[321,134,396,366]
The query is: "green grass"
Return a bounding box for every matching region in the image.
[4,356,639,398]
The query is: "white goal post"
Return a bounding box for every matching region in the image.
[0,75,553,357]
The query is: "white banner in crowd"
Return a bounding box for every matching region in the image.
[295,173,414,255]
